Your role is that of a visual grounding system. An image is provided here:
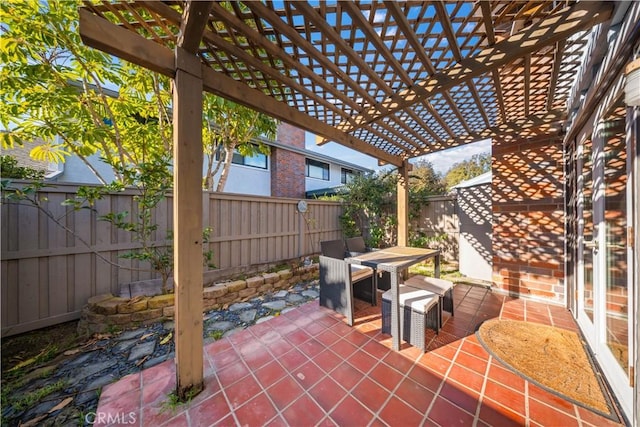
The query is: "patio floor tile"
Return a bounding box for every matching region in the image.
[93,284,627,427]
[233,392,278,426]
[378,395,424,426]
[328,394,374,425]
[308,376,347,412]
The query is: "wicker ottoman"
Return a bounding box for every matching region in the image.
[381,284,440,351]
[404,275,455,326]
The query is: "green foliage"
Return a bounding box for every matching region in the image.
[337,172,396,247]
[0,0,173,184]
[208,330,224,341]
[0,155,45,180]
[202,95,278,191]
[443,153,490,189]
[0,2,228,290]
[337,166,447,248]
[162,387,199,412]
[408,231,447,249]
[409,160,445,197]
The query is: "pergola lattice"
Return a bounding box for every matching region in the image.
[81,1,612,165]
[78,0,613,397]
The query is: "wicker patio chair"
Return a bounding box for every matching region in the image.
[345,236,391,292]
[319,239,375,326]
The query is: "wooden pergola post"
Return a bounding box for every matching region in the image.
[173,46,204,399]
[397,160,410,247]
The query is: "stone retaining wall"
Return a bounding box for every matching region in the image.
[78,264,319,335]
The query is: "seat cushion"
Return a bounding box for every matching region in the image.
[350,264,373,282]
[405,275,454,296]
[382,284,438,313]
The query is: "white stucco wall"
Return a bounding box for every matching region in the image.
[456,181,493,282]
[304,162,350,192]
[210,163,271,196]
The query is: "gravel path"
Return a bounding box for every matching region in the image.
[3,280,320,426]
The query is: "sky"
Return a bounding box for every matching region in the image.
[304,132,491,175]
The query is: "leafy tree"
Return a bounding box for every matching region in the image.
[202,96,277,192]
[409,160,445,198]
[0,1,210,292]
[443,153,491,189]
[338,172,396,248]
[0,0,172,184]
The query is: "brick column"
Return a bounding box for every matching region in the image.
[271,123,305,198]
[492,134,565,302]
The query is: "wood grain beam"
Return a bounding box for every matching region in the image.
[546,40,566,110]
[412,109,566,156]
[79,7,403,166]
[178,1,213,54]
[524,54,531,117]
[343,1,613,132]
[79,8,174,76]
[479,1,507,122]
[173,47,204,399]
[292,2,432,150]
[433,2,485,133]
[384,1,472,140]
[223,2,421,153]
[200,67,402,166]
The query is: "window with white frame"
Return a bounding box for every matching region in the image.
[341,168,358,184]
[306,158,330,180]
[216,145,268,169]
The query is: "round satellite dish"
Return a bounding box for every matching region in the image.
[297,200,308,213]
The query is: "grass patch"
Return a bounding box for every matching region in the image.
[207,330,224,341]
[6,379,67,411]
[266,263,290,274]
[409,260,461,278]
[161,388,199,413]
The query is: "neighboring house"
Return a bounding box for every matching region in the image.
[5,123,371,199]
[451,172,492,282]
[2,137,63,180]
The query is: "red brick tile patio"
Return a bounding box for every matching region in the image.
[94,284,625,426]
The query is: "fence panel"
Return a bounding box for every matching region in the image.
[412,196,460,261]
[1,183,343,336]
[1,185,460,335]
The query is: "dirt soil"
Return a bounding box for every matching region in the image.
[2,321,81,374]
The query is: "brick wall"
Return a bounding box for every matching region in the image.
[492,134,565,302]
[271,123,305,198]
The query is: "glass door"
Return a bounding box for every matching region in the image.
[577,106,634,418]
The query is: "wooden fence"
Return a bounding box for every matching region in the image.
[411,196,459,261]
[1,183,459,336]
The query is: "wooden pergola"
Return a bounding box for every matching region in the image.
[78,0,613,398]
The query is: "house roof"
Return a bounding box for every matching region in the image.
[79,1,615,167]
[451,171,492,189]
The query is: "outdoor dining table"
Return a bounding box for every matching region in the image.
[346,246,441,351]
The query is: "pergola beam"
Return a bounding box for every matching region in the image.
[177,1,213,54]
[524,54,531,117]
[413,109,566,156]
[78,8,402,167]
[78,8,174,76]
[343,1,613,132]
[547,41,566,110]
[200,67,402,166]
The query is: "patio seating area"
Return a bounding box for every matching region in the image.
[94,284,625,426]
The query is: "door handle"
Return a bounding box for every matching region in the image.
[584,239,598,249]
